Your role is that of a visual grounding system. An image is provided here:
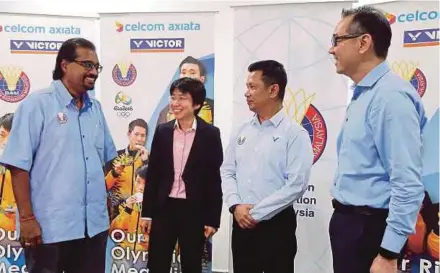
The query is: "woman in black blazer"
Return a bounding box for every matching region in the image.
[141,77,223,273]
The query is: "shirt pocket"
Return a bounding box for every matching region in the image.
[235,135,248,163]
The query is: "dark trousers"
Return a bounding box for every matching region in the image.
[147,198,206,273]
[24,230,108,273]
[329,201,390,273]
[232,207,297,273]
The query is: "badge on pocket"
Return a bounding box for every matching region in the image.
[237,135,246,145]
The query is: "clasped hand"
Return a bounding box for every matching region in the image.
[233,204,257,229]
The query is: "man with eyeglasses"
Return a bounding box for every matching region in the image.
[328,6,427,273]
[0,38,117,273]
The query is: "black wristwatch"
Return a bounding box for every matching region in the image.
[229,205,238,214]
[379,247,400,260]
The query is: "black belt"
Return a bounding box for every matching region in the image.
[332,199,389,217]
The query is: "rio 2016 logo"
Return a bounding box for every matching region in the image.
[283,88,327,164]
[114,91,133,119]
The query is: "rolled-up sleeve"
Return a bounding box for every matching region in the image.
[369,91,425,253]
[0,97,43,171]
[102,115,117,163]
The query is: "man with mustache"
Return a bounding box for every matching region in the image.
[0,38,117,273]
[105,118,149,221]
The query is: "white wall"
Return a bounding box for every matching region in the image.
[0,0,398,272]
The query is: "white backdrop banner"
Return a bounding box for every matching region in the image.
[233,2,351,273]
[99,12,215,273]
[0,13,98,272]
[372,1,439,273]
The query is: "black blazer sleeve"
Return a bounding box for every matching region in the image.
[204,127,224,228]
[141,125,162,218]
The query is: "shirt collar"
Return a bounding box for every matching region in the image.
[350,61,390,101]
[251,108,285,128]
[174,117,197,132]
[53,80,92,108]
[356,61,390,88]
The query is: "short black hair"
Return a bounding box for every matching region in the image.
[135,165,148,181]
[128,118,148,134]
[248,60,288,101]
[342,6,391,59]
[179,56,206,77]
[169,77,206,116]
[53,38,96,80]
[0,113,13,132]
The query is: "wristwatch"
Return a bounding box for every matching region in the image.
[229,205,238,214]
[379,247,400,260]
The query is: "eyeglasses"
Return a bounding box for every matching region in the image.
[73,60,103,73]
[331,33,366,47]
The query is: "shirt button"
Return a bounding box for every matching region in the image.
[82,135,85,138]
[86,157,89,160]
[87,181,90,184]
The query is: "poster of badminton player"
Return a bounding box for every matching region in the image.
[155,55,214,126]
[0,113,25,269]
[104,118,150,271]
[400,109,439,273]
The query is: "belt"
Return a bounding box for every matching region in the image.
[332,199,389,217]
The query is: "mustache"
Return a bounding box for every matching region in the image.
[84,74,98,80]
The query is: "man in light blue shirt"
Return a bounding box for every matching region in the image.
[328,6,426,273]
[221,60,313,273]
[0,38,117,273]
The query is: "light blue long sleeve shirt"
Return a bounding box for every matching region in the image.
[221,109,313,222]
[331,61,427,253]
[0,80,117,244]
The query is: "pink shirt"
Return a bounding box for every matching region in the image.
[168,119,196,199]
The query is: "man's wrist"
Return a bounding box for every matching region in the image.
[378,247,400,260]
[19,209,34,219]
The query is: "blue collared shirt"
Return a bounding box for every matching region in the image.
[0,80,117,244]
[221,109,313,221]
[331,61,427,253]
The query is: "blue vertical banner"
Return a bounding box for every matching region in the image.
[373,1,439,272]
[232,2,351,273]
[0,14,98,272]
[100,12,216,273]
